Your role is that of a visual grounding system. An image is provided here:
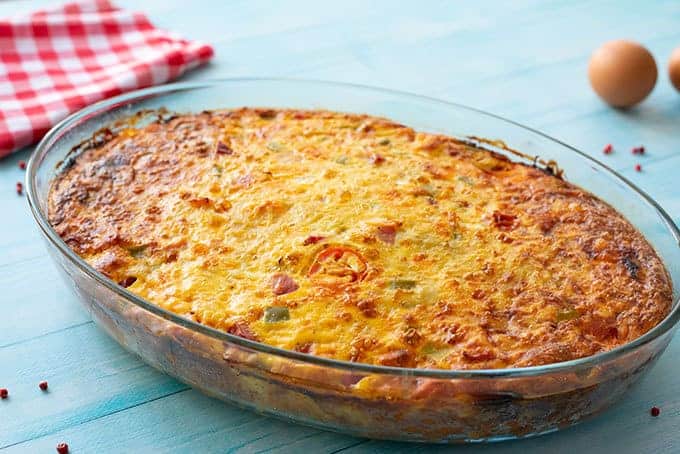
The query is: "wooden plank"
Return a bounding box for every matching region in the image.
[0,323,188,448]
[0,255,90,348]
[1,389,362,453]
[536,97,680,169]
[617,154,680,221]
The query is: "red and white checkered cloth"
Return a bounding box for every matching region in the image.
[0,0,213,157]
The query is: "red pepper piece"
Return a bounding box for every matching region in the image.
[216,141,233,155]
[271,273,299,295]
[303,235,325,246]
[370,153,385,165]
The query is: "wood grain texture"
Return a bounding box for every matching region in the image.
[1,0,679,452]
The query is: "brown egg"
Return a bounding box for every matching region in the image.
[669,47,680,92]
[588,40,657,108]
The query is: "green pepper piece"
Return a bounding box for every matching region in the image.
[456,175,475,186]
[421,342,440,355]
[267,141,286,152]
[126,245,147,258]
[420,184,437,197]
[556,308,579,322]
[390,279,417,290]
[264,306,290,322]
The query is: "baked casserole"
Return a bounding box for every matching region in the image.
[48,108,672,371]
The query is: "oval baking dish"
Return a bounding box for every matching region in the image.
[26,79,680,443]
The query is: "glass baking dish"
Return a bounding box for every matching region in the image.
[26,79,680,443]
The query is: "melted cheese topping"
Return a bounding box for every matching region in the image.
[49,109,672,369]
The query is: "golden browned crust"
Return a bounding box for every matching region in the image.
[48,108,673,370]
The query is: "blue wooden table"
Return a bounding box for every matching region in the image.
[2,1,679,452]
